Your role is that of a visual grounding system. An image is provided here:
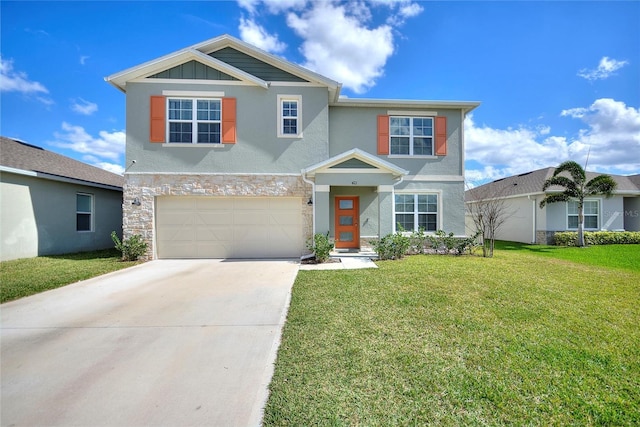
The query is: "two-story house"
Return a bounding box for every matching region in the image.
[106,34,479,259]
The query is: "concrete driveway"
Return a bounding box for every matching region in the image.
[1,259,299,427]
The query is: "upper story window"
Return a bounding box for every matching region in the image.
[168,98,221,144]
[568,200,599,230]
[277,95,302,138]
[77,193,93,232]
[390,116,433,156]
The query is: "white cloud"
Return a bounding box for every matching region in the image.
[287,2,394,93]
[80,55,90,65]
[83,155,125,175]
[0,56,49,94]
[71,98,98,115]
[50,123,125,165]
[239,17,287,53]
[577,56,629,81]
[465,98,640,185]
[236,0,423,93]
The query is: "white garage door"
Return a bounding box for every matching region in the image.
[156,197,303,258]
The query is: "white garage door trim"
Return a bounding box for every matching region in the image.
[156,196,303,259]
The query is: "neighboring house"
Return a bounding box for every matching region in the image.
[106,34,479,259]
[0,137,124,261]
[465,167,640,244]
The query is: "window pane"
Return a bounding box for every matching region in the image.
[584,216,598,229]
[282,101,297,117]
[339,200,353,209]
[197,123,221,143]
[568,201,579,215]
[339,216,353,226]
[396,214,414,231]
[413,137,433,155]
[584,201,598,215]
[413,117,433,136]
[568,216,578,228]
[169,99,192,120]
[418,214,437,231]
[417,195,437,213]
[77,213,91,231]
[390,137,410,155]
[390,117,410,136]
[169,123,192,143]
[197,100,221,121]
[339,232,354,242]
[283,118,297,135]
[395,195,414,213]
[77,194,91,212]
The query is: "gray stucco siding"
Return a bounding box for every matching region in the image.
[545,196,626,231]
[125,82,329,174]
[328,106,464,176]
[1,173,122,261]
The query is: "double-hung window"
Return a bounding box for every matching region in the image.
[168,98,221,143]
[395,194,438,232]
[77,193,93,232]
[568,200,599,229]
[277,95,302,138]
[390,116,433,156]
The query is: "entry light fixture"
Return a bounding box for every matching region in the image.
[307,197,313,205]
[132,197,141,206]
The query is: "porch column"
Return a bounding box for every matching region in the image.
[378,185,394,237]
[314,185,331,236]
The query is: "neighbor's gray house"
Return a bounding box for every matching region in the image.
[0,136,124,261]
[106,34,480,259]
[465,167,640,244]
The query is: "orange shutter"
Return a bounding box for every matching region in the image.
[435,116,447,155]
[149,96,166,143]
[377,115,389,155]
[222,97,237,144]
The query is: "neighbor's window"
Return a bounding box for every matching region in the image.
[568,200,599,229]
[77,193,93,232]
[168,98,221,143]
[395,194,438,232]
[277,95,302,138]
[390,116,433,156]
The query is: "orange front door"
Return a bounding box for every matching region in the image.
[334,196,359,249]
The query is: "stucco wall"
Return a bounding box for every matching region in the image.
[623,197,640,231]
[125,82,330,174]
[1,173,122,261]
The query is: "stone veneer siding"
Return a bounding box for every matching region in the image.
[536,230,556,245]
[123,173,313,259]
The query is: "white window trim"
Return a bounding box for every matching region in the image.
[566,198,601,230]
[166,96,222,144]
[392,190,443,233]
[76,193,94,233]
[389,116,434,156]
[277,94,302,138]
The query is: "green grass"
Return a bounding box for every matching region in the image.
[1,249,140,303]
[496,240,640,273]
[264,246,640,426]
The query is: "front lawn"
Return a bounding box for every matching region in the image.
[264,247,640,425]
[1,249,140,303]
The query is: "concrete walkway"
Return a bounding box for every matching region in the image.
[1,259,298,427]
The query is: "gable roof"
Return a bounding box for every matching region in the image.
[303,148,409,179]
[105,34,341,101]
[0,137,124,190]
[466,167,640,202]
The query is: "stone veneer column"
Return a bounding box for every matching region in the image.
[123,174,313,260]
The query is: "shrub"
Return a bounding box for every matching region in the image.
[554,231,640,246]
[111,231,148,261]
[426,230,481,255]
[372,232,411,260]
[410,227,429,254]
[306,232,333,263]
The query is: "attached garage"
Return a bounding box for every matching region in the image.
[156,196,304,258]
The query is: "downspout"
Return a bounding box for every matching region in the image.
[528,195,536,244]
[390,174,405,233]
[301,169,316,235]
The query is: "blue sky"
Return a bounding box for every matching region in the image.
[2,0,639,185]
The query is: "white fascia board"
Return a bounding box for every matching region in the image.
[332,98,481,113]
[303,148,409,178]
[0,166,123,191]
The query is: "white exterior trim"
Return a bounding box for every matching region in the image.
[0,166,122,191]
[387,110,437,116]
[405,175,465,182]
[162,90,225,97]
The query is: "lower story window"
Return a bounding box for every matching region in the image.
[568,200,599,229]
[77,193,93,232]
[395,194,438,232]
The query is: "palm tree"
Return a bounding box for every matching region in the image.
[540,161,617,247]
